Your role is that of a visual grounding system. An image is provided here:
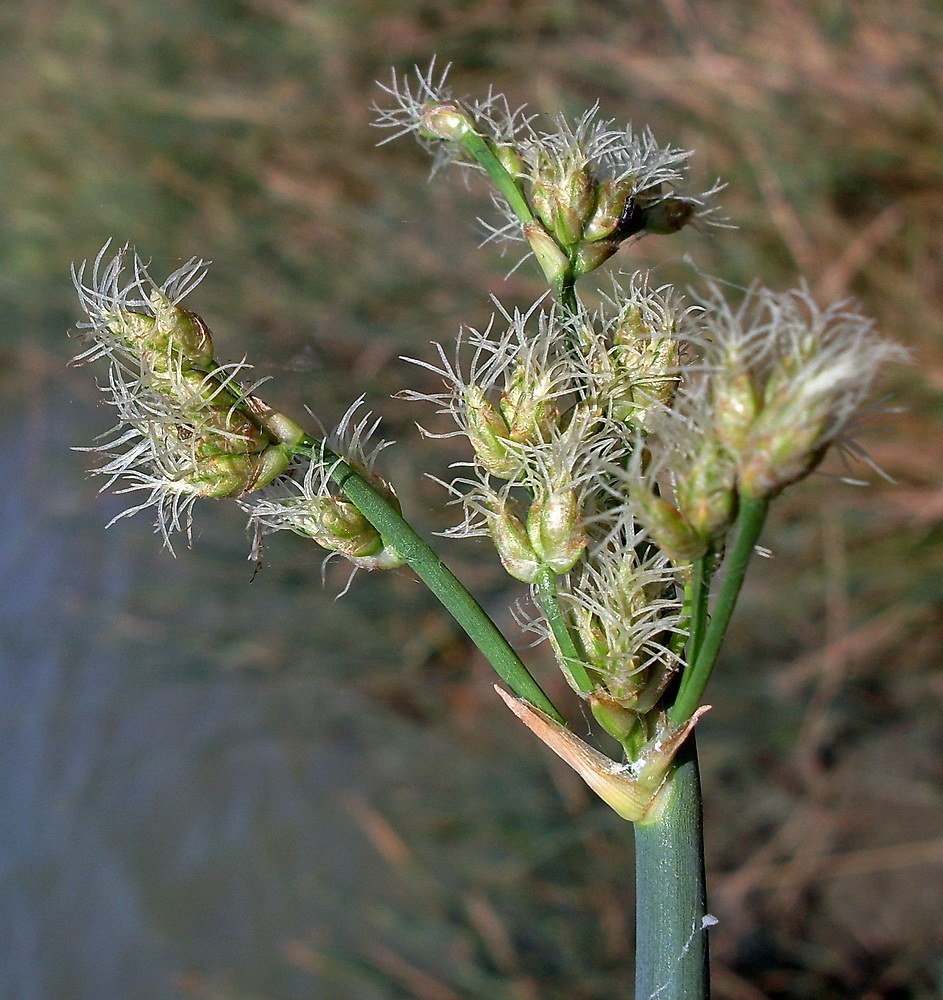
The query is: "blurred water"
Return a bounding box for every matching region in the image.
[0,383,400,999]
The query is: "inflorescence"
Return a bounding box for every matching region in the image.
[373,60,724,284]
[72,243,404,571]
[72,65,903,820]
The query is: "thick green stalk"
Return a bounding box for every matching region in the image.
[534,566,595,695]
[670,496,769,726]
[298,438,564,724]
[634,736,710,1000]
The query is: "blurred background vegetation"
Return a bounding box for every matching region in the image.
[2,0,942,997]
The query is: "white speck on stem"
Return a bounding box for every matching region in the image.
[647,913,719,1000]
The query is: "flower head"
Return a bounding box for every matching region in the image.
[374,61,723,279]
[565,531,686,705]
[401,298,575,480]
[372,59,532,174]
[242,398,406,575]
[586,276,690,428]
[73,241,212,367]
[72,243,300,546]
[486,107,723,254]
[696,284,907,498]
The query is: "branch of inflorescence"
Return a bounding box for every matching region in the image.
[294,434,566,724]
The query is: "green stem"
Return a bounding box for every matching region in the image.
[686,553,712,663]
[558,271,579,314]
[459,131,534,227]
[534,566,595,695]
[298,438,565,724]
[670,496,769,726]
[634,735,710,1000]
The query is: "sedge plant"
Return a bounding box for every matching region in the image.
[70,62,903,1000]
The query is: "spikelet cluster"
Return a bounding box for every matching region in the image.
[626,284,908,563]
[72,245,405,575]
[404,279,694,714]
[374,61,723,284]
[404,259,901,779]
[242,399,406,575]
[72,244,304,545]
